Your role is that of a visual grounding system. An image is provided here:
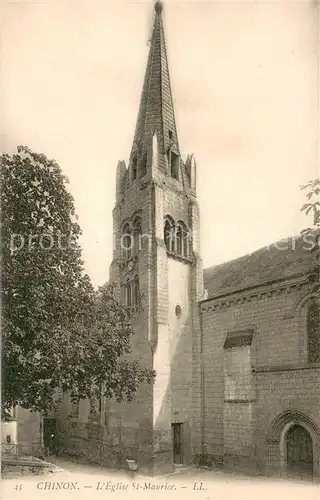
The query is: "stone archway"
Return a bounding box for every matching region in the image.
[286,424,313,480]
[267,409,320,480]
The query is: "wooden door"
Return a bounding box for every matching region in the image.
[172,423,183,464]
[286,425,313,480]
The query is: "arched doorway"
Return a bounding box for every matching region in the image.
[286,424,313,480]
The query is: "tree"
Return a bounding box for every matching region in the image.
[1,146,154,419]
[300,178,320,233]
[300,178,320,285]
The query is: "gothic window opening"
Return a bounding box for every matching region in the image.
[133,217,142,256]
[182,225,189,258]
[164,218,175,252]
[132,154,137,181]
[121,280,140,310]
[164,220,171,251]
[176,221,189,258]
[307,300,320,363]
[176,225,182,255]
[122,223,132,261]
[167,150,179,179]
[132,278,140,308]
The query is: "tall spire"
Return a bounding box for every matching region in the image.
[130,1,180,174]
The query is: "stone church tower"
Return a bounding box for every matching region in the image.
[109,1,203,474]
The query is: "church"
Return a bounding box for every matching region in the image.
[52,1,319,480]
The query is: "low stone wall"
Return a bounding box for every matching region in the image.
[2,458,55,478]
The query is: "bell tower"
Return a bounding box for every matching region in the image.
[109,0,203,474]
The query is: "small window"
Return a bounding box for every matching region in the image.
[175,305,182,318]
[133,218,142,255]
[6,435,11,444]
[164,220,171,251]
[132,155,137,181]
[170,152,179,179]
[169,130,173,140]
[122,224,132,261]
[307,300,320,363]
[176,222,189,258]
[176,226,182,254]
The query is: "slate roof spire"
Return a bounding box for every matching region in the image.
[130,0,180,169]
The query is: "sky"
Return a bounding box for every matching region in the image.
[2,0,319,287]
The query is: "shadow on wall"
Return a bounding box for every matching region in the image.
[152,308,194,465]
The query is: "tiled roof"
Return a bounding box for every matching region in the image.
[203,231,319,299]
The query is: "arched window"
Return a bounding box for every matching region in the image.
[307,300,320,363]
[133,217,142,256]
[121,223,132,261]
[167,149,179,179]
[121,280,139,309]
[132,278,139,308]
[182,225,189,258]
[164,218,175,252]
[177,221,189,258]
[176,225,182,255]
[164,220,171,251]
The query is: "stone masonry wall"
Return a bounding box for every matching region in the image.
[197,277,320,476]
[17,407,41,455]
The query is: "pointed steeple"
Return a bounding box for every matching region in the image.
[129,1,180,177]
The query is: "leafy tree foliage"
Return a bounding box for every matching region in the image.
[300,179,320,285]
[1,146,154,419]
[301,178,320,233]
